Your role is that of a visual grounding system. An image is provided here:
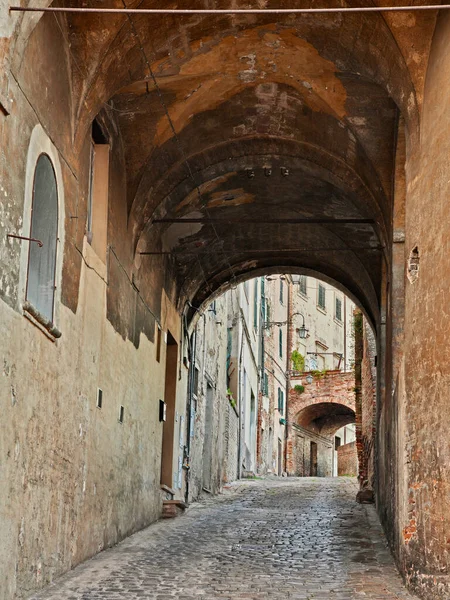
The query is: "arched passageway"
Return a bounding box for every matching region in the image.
[2,2,450,599]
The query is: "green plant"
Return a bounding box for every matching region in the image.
[291,350,305,372]
[227,389,236,408]
[294,384,305,394]
[310,369,327,380]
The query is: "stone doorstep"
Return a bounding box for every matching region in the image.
[160,484,176,499]
[162,499,188,519]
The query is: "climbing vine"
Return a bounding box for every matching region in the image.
[291,350,305,372]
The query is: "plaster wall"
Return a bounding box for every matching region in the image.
[227,284,261,475]
[186,295,230,500]
[258,275,288,475]
[290,277,355,373]
[0,243,170,599]
[0,15,184,599]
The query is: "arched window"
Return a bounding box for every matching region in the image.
[26,154,58,322]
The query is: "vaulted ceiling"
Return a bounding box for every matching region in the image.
[14,0,439,326]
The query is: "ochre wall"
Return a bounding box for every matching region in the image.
[0,13,183,599]
[388,11,450,598]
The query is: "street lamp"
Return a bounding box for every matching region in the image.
[292,312,309,339]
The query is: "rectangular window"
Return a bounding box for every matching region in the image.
[156,326,162,362]
[193,366,200,398]
[263,372,269,396]
[279,279,284,304]
[318,283,326,310]
[298,275,307,296]
[335,297,342,321]
[278,388,284,414]
[253,279,258,329]
[279,328,283,358]
[87,135,110,262]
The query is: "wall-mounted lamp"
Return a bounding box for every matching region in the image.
[292,312,309,339]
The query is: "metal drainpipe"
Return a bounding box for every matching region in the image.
[184,319,198,506]
[343,295,347,371]
[237,305,245,479]
[284,277,291,474]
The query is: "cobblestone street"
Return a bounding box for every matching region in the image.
[32,478,417,600]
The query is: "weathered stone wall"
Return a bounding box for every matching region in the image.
[337,442,358,477]
[381,12,450,598]
[224,403,240,483]
[288,425,333,477]
[186,296,230,501]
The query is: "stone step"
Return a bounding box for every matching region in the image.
[162,500,188,519]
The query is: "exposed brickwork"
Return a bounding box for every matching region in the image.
[338,441,358,476]
[354,313,376,490]
[286,371,356,475]
[288,370,356,425]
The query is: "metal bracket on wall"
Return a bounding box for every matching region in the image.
[7,234,43,247]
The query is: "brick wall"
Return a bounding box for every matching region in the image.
[337,441,358,476]
[288,370,356,425]
[361,321,376,488]
[354,313,376,489]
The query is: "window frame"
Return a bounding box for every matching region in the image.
[25,152,59,324]
[317,283,326,311]
[298,275,307,297]
[335,296,343,322]
[278,387,284,414]
[19,125,65,340]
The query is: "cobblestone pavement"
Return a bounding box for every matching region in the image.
[31,478,418,600]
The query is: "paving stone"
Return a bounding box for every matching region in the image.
[30,478,418,600]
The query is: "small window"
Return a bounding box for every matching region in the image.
[193,366,200,398]
[279,328,283,358]
[317,284,326,310]
[156,326,162,362]
[263,372,269,396]
[119,405,124,424]
[298,275,307,296]
[87,119,110,261]
[253,279,258,329]
[335,297,342,322]
[26,154,58,323]
[278,388,284,414]
[279,279,284,304]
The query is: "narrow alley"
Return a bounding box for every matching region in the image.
[31,479,415,600]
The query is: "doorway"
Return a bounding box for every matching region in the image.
[310,441,318,476]
[202,382,214,491]
[278,439,283,476]
[160,331,178,488]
